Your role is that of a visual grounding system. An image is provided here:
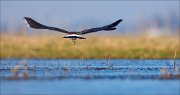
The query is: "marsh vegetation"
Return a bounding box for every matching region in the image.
[1,34,179,59]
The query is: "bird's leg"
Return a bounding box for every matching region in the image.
[71,38,76,45]
[73,40,76,45]
[72,39,75,45]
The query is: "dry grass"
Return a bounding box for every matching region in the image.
[0,34,179,59]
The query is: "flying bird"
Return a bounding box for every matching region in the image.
[24,17,122,44]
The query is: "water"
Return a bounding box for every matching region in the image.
[0,59,180,94]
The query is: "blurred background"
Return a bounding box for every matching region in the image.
[1,1,179,36]
[0,1,179,59]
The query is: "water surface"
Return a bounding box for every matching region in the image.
[0,59,180,94]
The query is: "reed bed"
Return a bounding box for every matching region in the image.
[0,34,179,59]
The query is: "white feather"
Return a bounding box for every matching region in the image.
[24,19,30,28]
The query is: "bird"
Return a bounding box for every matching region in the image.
[24,17,122,44]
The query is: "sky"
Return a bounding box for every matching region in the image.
[0,1,179,31]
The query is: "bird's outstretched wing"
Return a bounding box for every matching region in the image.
[79,19,122,35]
[24,17,70,34]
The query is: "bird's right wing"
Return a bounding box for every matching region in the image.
[79,19,122,35]
[24,17,70,34]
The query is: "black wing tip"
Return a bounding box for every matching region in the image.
[23,17,46,29]
[118,19,123,22]
[23,17,31,27]
[23,17,28,19]
[23,17,32,23]
[116,19,123,24]
[109,19,123,28]
[23,17,31,21]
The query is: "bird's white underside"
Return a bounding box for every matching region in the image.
[67,34,82,37]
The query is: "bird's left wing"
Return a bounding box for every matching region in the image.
[79,19,123,35]
[24,17,70,34]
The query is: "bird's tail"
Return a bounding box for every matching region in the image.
[24,17,47,29]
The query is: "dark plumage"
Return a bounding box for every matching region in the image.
[24,17,122,35]
[24,17,122,44]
